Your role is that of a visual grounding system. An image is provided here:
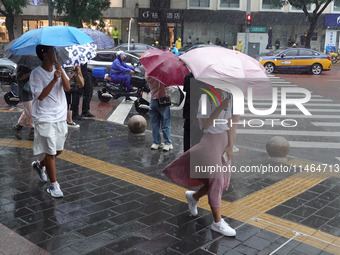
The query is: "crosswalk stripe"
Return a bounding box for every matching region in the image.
[248,103,340,107]
[271,81,292,84]
[272,84,297,87]
[242,114,340,119]
[273,95,323,98]
[236,129,340,137]
[311,122,340,127]
[289,141,340,149]
[245,108,340,113]
[250,98,333,102]
[271,94,323,98]
[325,79,340,82]
[247,93,322,97]
[107,99,135,124]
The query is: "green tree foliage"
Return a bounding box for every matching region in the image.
[54,0,110,28]
[0,0,27,41]
[272,0,333,48]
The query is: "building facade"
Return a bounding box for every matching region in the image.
[2,0,340,52]
[1,0,139,46]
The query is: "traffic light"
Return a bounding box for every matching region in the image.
[246,14,252,26]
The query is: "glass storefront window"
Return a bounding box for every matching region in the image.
[53,21,65,26]
[291,4,311,11]
[0,17,9,43]
[262,0,281,10]
[219,0,240,8]
[28,0,47,5]
[38,20,49,28]
[189,0,210,8]
[334,0,340,12]
[139,23,160,45]
[23,20,29,33]
[22,20,67,33]
[29,20,38,30]
[83,19,121,41]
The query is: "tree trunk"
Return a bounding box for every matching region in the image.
[5,14,15,41]
[305,16,318,49]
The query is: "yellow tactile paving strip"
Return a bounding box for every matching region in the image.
[1,138,339,253]
[0,110,20,112]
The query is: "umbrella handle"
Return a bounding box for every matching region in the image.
[53,47,59,64]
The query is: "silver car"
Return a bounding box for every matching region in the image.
[0,56,17,85]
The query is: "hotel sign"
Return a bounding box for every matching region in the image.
[139,9,183,22]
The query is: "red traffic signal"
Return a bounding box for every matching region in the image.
[246,14,252,26]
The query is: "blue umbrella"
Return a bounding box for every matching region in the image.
[9,25,94,55]
[79,28,114,49]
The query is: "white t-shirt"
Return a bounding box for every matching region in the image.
[30,66,69,123]
[197,92,232,134]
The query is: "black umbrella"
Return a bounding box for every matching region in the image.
[5,39,41,68]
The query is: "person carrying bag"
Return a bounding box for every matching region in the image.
[64,66,83,127]
[157,82,171,107]
[75,71,84,88]
[147,74,173,151]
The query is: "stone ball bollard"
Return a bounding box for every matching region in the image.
[266,136,290,162]
[128,115,147,135]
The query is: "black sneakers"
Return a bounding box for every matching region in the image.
[73,115,85,121]
[28,128,34,140]
[81,112,95,118]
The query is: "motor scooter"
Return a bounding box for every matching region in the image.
[95,67,151,114]
[3,72,19,106]
[134,85,186,113]
[94,67,186,114]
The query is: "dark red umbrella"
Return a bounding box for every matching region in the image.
[139,49,189,86]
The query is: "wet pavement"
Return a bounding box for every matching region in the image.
[0,76,340,254]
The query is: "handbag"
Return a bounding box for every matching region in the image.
[157,82,171,107]
[75,74,85,88]
[158,95,171,107]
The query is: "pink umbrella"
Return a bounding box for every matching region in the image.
[139,49,189,86]
[179,47,272,114]
[180,47,268,80]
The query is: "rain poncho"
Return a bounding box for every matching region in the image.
[110,56,134,90]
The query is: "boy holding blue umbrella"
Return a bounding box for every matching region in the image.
[30,45,70,198]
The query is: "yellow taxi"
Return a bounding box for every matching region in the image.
[257,48,332,75]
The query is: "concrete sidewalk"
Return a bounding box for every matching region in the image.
[0,110,339,255]
[0,223,51,255]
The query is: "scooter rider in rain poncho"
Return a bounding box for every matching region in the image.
[110,51,136,101]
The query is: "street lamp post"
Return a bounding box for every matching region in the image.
[245,0,251,55]
[48,0,53,26]
[128,18,132,51]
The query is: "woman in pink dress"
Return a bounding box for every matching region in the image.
[163,89,236,237]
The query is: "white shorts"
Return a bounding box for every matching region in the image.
[33,121,68,155]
